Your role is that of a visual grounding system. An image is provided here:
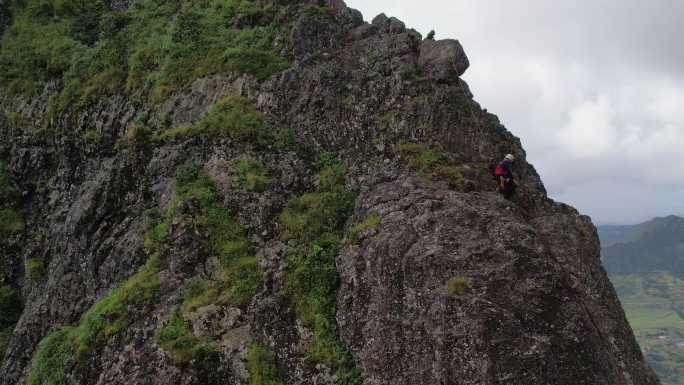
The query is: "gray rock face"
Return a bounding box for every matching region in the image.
[0,1,659,385]
[337,174,658,384]
[419,39,470,80]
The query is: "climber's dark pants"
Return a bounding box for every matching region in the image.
[500,180,516,199]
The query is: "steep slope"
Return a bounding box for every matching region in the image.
[0,1,659,384]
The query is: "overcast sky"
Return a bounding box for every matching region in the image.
[345,0,684,225]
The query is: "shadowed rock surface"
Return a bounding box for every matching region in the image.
[338,174,655,384]
[0,0,659,384]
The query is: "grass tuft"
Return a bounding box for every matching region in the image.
[159,96,272,145]
[394,141,465,188]
[26,258,45,281]
[234,158,269,192]
[446,277,471,295]
[248,343,284,385]
[0,161,24,237]
[27,326,76,385]
[155,309,216,365]
[348,213,380,244]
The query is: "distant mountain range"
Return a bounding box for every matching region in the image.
[599,215,684,385]
[600,215,684,276]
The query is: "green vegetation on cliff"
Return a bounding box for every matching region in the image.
[0,286,22,360]
[235,157,269,192]
[159,96,272,145]
[0,161,23,237]
[0,0,288,113]
[73,256,160,361]
[169,165,262,312]
[26,326,75,385]
[247,343,284,385]
[28,160,267,381]
[155,309,217,365]
[394,141,466,189]
[280,154,361,384]
[0,161,23,364]
[27,256,161,385]
[25,258,45,282]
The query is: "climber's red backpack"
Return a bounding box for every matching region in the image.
[494,163,507,177]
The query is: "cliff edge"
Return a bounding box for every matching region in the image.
[0,1,659,384]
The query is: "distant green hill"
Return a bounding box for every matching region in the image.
[611,273,684,385]
[600,215,684,276]
[601,215,684,385]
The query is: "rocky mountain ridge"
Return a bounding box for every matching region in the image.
[0,0,660,384]
[601,216,684,276]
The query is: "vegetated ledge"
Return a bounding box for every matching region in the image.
[0,1,661,385]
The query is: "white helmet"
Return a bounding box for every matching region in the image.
[504,154,515,161]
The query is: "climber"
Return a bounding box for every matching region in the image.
[495,154,518,199]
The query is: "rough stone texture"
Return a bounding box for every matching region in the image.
[0,0,659,384]
[419,39,470,80]
[337,174,658,385]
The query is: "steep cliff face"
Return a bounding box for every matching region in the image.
[0,1,659,384]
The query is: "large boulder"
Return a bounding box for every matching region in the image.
[419,38,470,80]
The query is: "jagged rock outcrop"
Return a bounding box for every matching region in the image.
[338,174,655,385]
[0,1,659,385]
[419,39,470,80]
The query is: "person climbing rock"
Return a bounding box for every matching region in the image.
[495,154,518,199]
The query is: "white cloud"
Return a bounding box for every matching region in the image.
[345,0,684,224]
[558,95,616,158]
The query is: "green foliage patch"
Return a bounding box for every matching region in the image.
[0,285,22,360]
[394,141,465,188]
[167,165,261,313]
[115,123,156,153]
[148,165,262,364]
[159,96,272,145]
[27,326,76,385]
[27,256,161,384]
[155,309,216,365]
[5,111,30,130]
[446,277,471,295]
[0,0,288,114]
[73,256,160,361]
[25,258,46,281]
[348,213,380,244]
[0,161,24,237]
[234,158,269,192]
[280,154,360,384]
[280,157,354,242]
[248,343,284,385]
